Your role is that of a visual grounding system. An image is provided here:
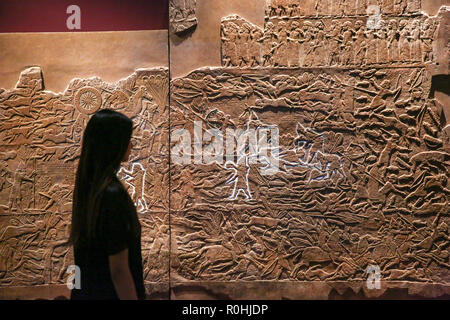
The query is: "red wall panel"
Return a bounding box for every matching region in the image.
[0,0,168,33]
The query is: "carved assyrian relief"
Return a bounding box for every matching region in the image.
[1,0,449,300]
[0,214,71,286]
[170,0,449,297]
[170,67,449,284]
[266,0,422,17]
[170,0,198,35]
[221,15,265,67]
[222,1,441,68]
[0,67,170,289]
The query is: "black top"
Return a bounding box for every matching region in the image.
[70,178,145,300]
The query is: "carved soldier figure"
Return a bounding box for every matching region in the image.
[314,0,328,16]
[356,0,367,15]
[382,0,394,15]
[355,79,400,115]
[394,0,407,15]
[339,0,348,16]
[285,3,294,17]
[297,0,307,16]
[249,28,263,67]
[301,21,315,67]
[8,163,35,212]
[421,18,435,63]
[365,29,378,64]
[353,20,366,65]
[344,0,356,15]
[410,20,421,62]
[221,22,239,66]
[237,24,251,67]
[327,22,342,66]
[287,20,301,67]
[275,0,287,16]
[340,21,355,65]
[387,19,399,62]
[262,22,276,66]
[313,22,327,66]
[398,19,411,62]
[274,21,289,67]
[269,0,279,16]
[406,0,421,14]
[327,0,336,16]
[375,19,389,63]
[290,3,299,17]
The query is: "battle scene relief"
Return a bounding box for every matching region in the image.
[170,67,449,282]
[0,67,170,293]
[170,0,449,298]
[0,0,449,300]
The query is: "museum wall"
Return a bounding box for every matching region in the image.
[1,0,449,300]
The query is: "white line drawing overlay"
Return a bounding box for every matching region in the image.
[224,155,253,201]
[282,122,347,185]
[118,162,149,214]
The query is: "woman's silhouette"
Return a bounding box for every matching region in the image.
[69,109,144,300]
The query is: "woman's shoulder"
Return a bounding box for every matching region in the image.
[102,177,128,201]
[99,178,133,218]
[100,176,137,222]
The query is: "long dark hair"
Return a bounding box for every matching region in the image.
[69,109,133,246]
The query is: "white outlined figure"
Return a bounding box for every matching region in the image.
[257,126,281,176]
[224,155,252,201]
[314,151,346,183]
[222,110,281,201]
[282,122,346,185]
[118,162,149,214]
[244,110,280,176]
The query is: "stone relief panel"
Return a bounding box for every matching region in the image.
[266,0,423,17]
[222,1,442,68]
[221,15,265,67]
[171,0,449,298]
[0,67,170,289]
[170,0,198,35]
[170,67,449,285]
[0,0,449,300]
[0,213,71,286]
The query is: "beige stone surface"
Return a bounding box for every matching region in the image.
[0,283,169,300]
[0,30,168,93]
[0,285,71,300]
[0,67,170,293]
[170,281,450,299]
[168,0,450,298]
[1,0,449,300]
[423,0,450,15]
[170,0,266,78]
